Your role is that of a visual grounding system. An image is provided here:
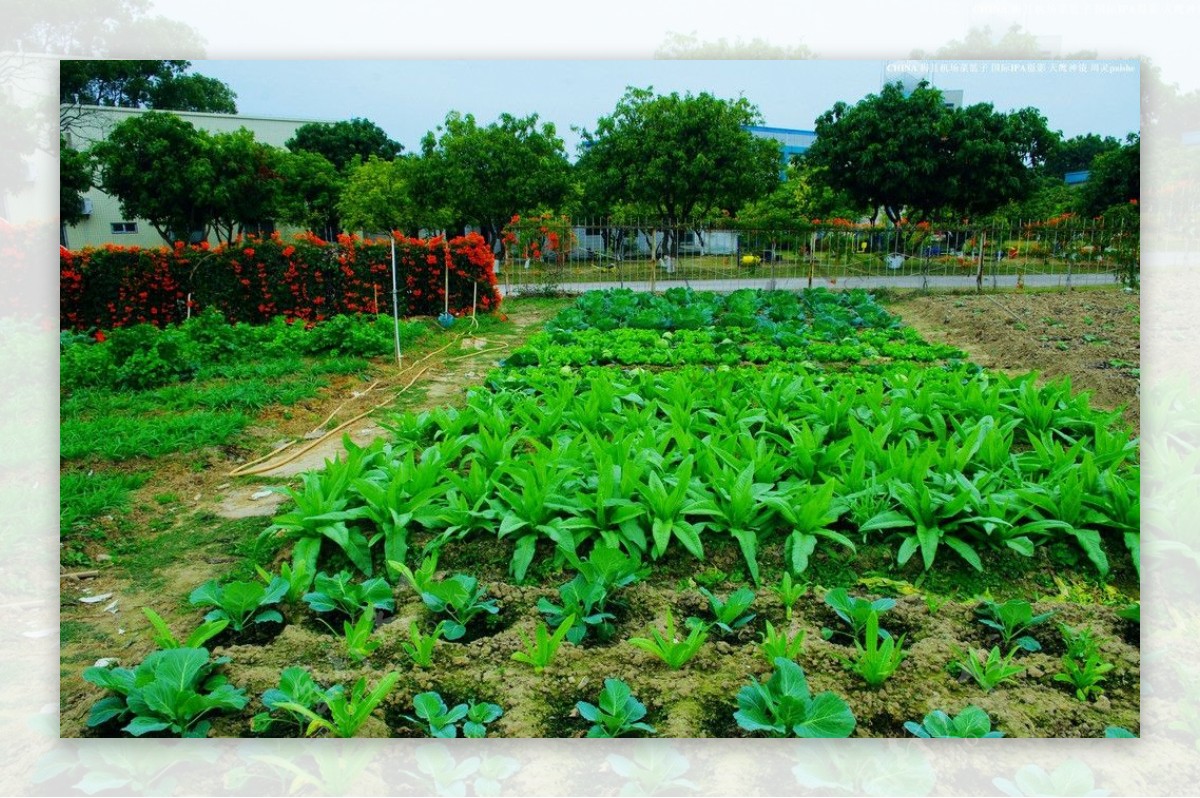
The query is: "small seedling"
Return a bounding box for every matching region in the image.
[576,678,656,738]
[759,620,805,663]
[188,577,288,633]
[904,706,1004,738]
[976,599,1055,652]
[405,691,469,738]
[629,609,708,669]
[698,586,756,634]
[823,587,895,643]
[419,573,499,640]
[141,608,227,650]
[390,550,439,595]
[272,673,400,738]
[838,609,905,687]
[511,615,575,672]
[463,700,504,738]
[342,612,380,663]
[951,645,1024,691]
[251,667,333,735]
[538,576,614,644]
[401,621,446,668]
[772,572,808,621]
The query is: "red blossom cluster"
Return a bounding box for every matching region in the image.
[60,232,500,332]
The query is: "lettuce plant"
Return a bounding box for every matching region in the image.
[188,577,288,633]
[511,615,575,672]
[734,658,856,738]
[976,599,1055,652]
[251,667,334,735]
[629,609,708,669]
[698,586,756,634]
[576,678,656,738]
[401,621,447,668]
[276,672,399,738]
[904,706,1004,738]
[951,646,1024,691]
[571,544,649,593]
[255,560,312,603]
[302,570,395,618]
[420,574,499,640]
[772,572,808,621]
[538,575,615,644]
[760,620,805,663]
[141,608,226,650]
[404,692,469,738]
[463,701,504,738]
[341,611,379,663]
[1055,653,1114,701]
[764,481,855,576]
[692,463,777,584]
[838,609,905,687]
[83,647,247,737]
[822,588,896,643]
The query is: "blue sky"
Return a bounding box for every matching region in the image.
[193,59,1140,158]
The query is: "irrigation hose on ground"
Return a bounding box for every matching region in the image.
[227,326,482,477]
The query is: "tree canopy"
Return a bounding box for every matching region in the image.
[338,155,419,235]
[285,118,402,173]
[60,60,237,113]
[91,112,281,245]
[803,81,1054,223]
[1076,134,1140,217]
[59,137,93,229]
[413,111,572,241]
[578,87,782,233]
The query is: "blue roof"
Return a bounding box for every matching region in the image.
[1065,170,1091,185]
[746,125,818,136]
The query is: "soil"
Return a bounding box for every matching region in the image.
[59,288,1140,739]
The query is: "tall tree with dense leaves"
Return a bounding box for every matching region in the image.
[579,87,782,254]
[91,111,214,242]
[1076,134,1140,217]
[59,137,93,244]
[285,118,402,173]
[804,81,1053,223]
[275,149,345,240]
[413,111,572,243]
[1042,133,1122,178]
[338,155,422,235]
[91,112,285,244]
[60,60,236,137]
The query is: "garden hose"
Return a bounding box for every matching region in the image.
[227,322,492,477]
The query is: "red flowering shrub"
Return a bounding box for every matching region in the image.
[60,232,500,331]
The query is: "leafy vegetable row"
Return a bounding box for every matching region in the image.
[262,362,1138,587]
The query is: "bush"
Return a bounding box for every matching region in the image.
[61,232,500,333]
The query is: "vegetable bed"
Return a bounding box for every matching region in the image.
[74,288,1139,738]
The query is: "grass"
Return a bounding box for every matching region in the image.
[60,471,149,535]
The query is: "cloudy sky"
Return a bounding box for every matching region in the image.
[192,59,1140,158]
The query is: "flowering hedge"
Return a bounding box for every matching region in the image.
[60,232,500,331]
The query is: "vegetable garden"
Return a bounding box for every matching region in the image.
[63,286,1140,739]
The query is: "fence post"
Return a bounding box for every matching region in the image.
[975,232,985,293]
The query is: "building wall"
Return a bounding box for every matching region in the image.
[62,106,332,249]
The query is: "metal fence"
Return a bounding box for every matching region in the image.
[496,216,1139,296]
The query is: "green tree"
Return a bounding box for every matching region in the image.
[92,111,214,242]
[1076,134,1139,217]
[804,81,1051,223]
[92,112,284,244]
[207,128,285,243]
[285,118,402,173]
[579,86,781,254]
[60,137,93,237]
[1040,133,1120,178]
[338,155,421,235]
[414,111,572,243]
[60,60,236,112]
[275,150,345,240]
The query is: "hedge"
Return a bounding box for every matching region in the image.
[60,232,501,331]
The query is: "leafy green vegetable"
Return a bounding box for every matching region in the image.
[420,574,499,641]
[463,700,504,738]
[734,658,856,738]
[904,706,1004,738]
[698,586,757,634]
[576,678,656,738]
[276,673,399,738]
[83,647,247,737]
[405,692,470,738]
[951,646,1024,691]
[401,621,446,668]
[838,609,905,687]
[341,611,379,663]
[251,667,333,735]
[760,620,805,663]
[772,572,808,621]
[538,575,615,644]
[302,570,395,618]
[141,607,227,650]
[511,615,575,672]
[188,577,288,633]
[976,599,1055,652]
[629,609,708,669]
[822,588,895,643]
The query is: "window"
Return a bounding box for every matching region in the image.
[111,222,138,234]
